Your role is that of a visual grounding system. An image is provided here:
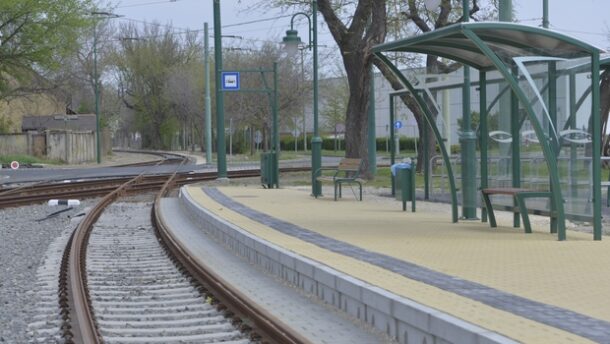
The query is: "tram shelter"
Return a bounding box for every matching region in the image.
[373,22,604,240]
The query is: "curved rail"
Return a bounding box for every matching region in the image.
[153,172,309,344]
[0,166,309,208]
[58,163,309,343]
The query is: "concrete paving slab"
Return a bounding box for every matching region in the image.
[183,185,610,343]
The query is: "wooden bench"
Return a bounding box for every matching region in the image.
[481,188,555,233]
[315,158,364,201]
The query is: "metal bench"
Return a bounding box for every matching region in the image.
[315,158,364,201]
[481,187,555,233]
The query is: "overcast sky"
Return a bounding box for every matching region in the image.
[110,0,610,57]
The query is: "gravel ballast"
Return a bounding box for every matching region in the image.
[0,201,92,343]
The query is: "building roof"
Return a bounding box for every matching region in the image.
[21,114,96,132]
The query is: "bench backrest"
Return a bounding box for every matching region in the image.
[337,158,362,178]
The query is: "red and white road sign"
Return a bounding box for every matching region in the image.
[10,161,19,170]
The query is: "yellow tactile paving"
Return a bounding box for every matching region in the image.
[185,185,603,343]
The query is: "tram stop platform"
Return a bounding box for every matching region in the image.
[175,184,610,344]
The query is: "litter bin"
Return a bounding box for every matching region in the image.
[392,161,415,212]
[260,151,278,188]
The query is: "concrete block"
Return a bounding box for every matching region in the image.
[361,286,393,315]
[391,298,434,333]
[298,274,317,294]
[429,312,483,344]
[366,307,396,338]
[295,259,315,278]
[313,265,337,288]
[281,265,298,284]
[336,275,365,301]
[397,322,433,344]
[278,250,297,270]
[340,294,366,320]
[477,332,518,344]
[265,244,281,262]
[317,283,340,306]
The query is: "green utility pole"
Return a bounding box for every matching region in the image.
[367,67,376,175]
[204,22,212,165]
[542,0,549,28]
[311,0,322,197]
[460,0,477,219]
[93,24,101,164]
[91,11,121,164]
[213,1,227,179]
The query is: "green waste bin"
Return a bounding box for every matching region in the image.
[260,151,278,188]
[394,165,415,212]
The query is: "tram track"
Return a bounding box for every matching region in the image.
[55,160,308,343]
[0,166,307,208]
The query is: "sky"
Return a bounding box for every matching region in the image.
[109,0,610,59]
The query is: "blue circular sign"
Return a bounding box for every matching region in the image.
[394,121,403,129]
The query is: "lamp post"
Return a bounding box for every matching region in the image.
[282,1,321,197]
[91,11,120,164]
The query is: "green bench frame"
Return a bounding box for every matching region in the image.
[481,188,556,234]
[315,158,364,201]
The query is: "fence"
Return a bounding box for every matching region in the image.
[0,130,98,163]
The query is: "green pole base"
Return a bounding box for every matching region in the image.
[311,137,322,197]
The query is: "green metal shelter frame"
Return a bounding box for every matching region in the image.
[373,22,603,240]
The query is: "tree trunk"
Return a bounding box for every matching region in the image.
[343,52,373,177]
[317,0,386,179]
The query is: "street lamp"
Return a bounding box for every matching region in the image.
[91,11,121,164]
[282,1,321,197]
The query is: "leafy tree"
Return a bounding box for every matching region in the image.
[222,42,303,153]
[114,23,201,149]
[254,1,495,176]
[321,74,348,151]
[0,0,94,99]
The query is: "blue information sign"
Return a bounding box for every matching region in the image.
[221,72,240,91]
[394,120,403,129]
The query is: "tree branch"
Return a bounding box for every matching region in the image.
[403,0,431,33]
[317,0,348,45]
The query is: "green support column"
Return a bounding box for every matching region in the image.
[548,62,559,231]
[511,66,521,228]
[460,0,477,219]
[390,95,396,196]
[204,22,212,165]
[213,0,227,179]
[368,67,376,175]
[376,54,457,221]
[424,121,430,200]
[592,51,602,240]
[93,24,101,164]
[480,71,488,222]
[311,0,322,197]
[498,0,512,176]
[272,62,280,187]
[549,62,558,153]
[542,0,549,28]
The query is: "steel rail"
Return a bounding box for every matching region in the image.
[59,157,189,343]
[153,174,310,344]
[0,167,309,208]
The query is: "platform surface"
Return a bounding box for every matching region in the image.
[184,185,610,343]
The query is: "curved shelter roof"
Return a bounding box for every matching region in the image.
[372,22,605,241]
[372,22,604,70]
